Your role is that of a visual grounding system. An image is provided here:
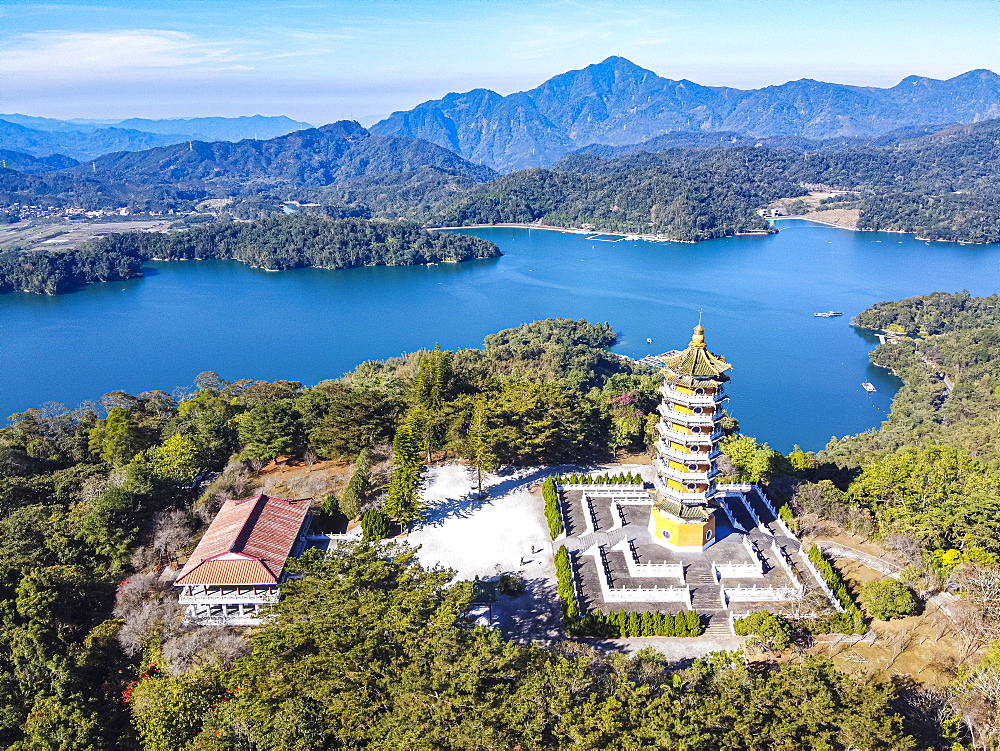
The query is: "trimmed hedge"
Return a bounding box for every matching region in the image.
[571,608,704,637]
[553,472,644,485]
[543,476,563,538]
[554,545,579,620]
[807,545,867,634]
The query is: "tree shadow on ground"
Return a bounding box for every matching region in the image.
[494,574,564,647]
[416,465,559,529]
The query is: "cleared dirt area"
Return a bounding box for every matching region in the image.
[0,218,173,251]
[809,557,966,687]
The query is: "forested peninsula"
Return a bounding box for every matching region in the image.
[0,215,500,294]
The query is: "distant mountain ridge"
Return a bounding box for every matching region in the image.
[0,121,497,213]
[0,114,312,161]
[371,57,1000,171]
[72,120,496,186]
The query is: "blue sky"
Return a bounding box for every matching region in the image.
[3,0,1000,124]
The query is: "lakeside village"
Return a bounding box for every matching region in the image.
[173,326,862,645]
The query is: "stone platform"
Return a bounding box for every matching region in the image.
[557,485,838,630]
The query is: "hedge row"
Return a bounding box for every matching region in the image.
[807,545,867,634]
[542,476,563,538]
[553,472,644,485]
[554,545,579,620]
[570,608,704,638]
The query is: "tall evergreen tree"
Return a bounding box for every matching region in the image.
[340,446,373,520]
[383,416,425,526]
[468,397,498,497]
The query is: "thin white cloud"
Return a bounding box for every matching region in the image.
[1,29,248,76]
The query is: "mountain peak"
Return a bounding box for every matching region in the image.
[316,120,367,139]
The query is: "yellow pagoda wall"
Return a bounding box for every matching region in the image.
[649,508,716,550]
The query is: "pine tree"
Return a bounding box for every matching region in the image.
[361,508,390,541]
[383,415,425,526]
[468,398,498,498]
[340,446,373,520]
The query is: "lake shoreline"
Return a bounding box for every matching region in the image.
[432,222,772,243]
[772,216,1000,245]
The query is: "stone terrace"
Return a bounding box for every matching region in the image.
[559,485,833,632]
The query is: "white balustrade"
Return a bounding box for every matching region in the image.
[713,561,765,580]
[724,586,802,603]
[586,548,691,607]
[613,540,685,582]
[769,540,806,594]
[716,497,747,533]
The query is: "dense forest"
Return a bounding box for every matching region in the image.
[0,316,950,748]
[433,148,802,240]
[13,118,1000,242]
[0,216,500,294]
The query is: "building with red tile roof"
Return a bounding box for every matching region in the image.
[174,493,312,625]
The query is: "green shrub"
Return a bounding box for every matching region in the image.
[542,476,563,538]
[859,579,917,620]
[685,610,703,636]
[361,508,390,541]
[554,546,579,620]
[734,610,792,650]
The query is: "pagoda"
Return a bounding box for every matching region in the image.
[649,323,731,551]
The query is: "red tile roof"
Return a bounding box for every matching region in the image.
[175,494,311,586]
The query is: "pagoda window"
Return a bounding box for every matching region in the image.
[686,482,697,490]
[694,387,706,395]
[692,426,702,434]
[693,406,703,414]
[687,463,698,471]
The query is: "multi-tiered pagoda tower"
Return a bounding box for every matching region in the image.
[649,324,732,551]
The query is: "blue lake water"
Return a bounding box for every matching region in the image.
[1,220,997,451]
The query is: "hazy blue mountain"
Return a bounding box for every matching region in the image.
[107,115,312,142]
[0,121,497,212]
[72,121,496,186]
[0,114,312,160]
[0,149,78,173]
[372,57,1000,171]
[0,119,179,160]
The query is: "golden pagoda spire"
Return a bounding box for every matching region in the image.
[662,321,732,378]
[689,323,706,350]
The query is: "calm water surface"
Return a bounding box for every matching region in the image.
[2,220,997,451]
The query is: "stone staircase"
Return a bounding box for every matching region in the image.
[569,527,629,553]
[685,560,723,610]
[702,611,733,637]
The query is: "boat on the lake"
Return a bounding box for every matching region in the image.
[646,338,653,343]
[814,311,844,317]
[862,382,877,392]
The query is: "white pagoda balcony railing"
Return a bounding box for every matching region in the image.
[657,440,720,463]
[656,421,723,443]
[654,483,717,503]
[182,603,269,626]
[660,385,726,405]
[656,459,719,483]
[658,407,720,426]
[178,591,280,606]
